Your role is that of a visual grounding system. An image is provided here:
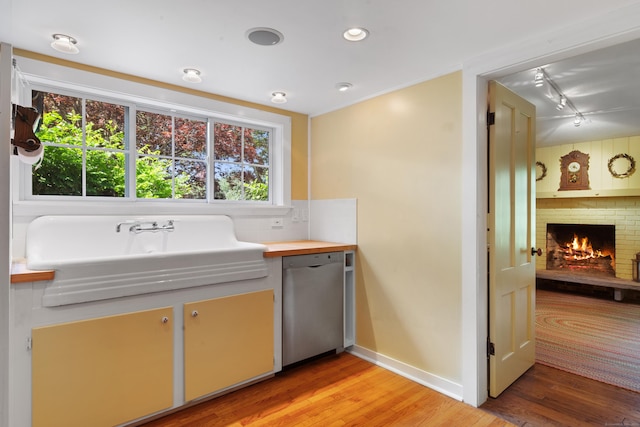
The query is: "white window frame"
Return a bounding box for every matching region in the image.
[12,56,291,217]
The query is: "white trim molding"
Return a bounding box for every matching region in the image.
[0,41,13,427]
[348,345,463,401]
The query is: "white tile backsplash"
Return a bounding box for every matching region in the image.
[310,198,357,244]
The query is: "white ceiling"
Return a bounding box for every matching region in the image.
[2,0,640,146]
[498,38,640,147]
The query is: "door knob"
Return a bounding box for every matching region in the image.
[531,247,542,256]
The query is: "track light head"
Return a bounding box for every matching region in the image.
[534,68,544,87]
[574,113,582,127]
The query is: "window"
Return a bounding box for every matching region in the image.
[30,88,272,203]
[213,122,270,201]
[135,110,207,199]
[32,90,128,197]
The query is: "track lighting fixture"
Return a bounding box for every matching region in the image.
[534,67,586,128]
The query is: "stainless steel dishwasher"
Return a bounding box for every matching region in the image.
[282,251,344,366]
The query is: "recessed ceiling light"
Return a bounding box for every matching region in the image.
[343,27,369,42]
[247,28,284,46]
[336,82,353,92]
[51,34,79,54]
[182,68,202,83]
[271,92,287,104]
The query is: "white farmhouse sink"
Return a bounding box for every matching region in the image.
[26,215,267,306]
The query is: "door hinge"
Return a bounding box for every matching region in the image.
[487,112,495,126]
[487,340,495,356]
[26,337,32,351]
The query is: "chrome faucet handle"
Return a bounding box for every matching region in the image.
[129,221,159,233]
[161,219,175,231]
[116,220,139,232]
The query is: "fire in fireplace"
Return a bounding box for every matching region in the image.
[546,224,615,276]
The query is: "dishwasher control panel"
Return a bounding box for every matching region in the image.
[282,252,344,269]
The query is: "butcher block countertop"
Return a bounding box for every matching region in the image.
[10,261,55,284]
[10,240,356,283]
[262,240,357,257]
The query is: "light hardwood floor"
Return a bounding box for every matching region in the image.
[140,352,512,427]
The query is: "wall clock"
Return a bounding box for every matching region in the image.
[559,150,590,191]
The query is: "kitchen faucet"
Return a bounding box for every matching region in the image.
[116,220,175,233]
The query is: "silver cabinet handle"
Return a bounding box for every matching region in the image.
[191,310,199,318]
[161,316,169,324]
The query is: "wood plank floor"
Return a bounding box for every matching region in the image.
[481,361,640,426]
[483,289,640,426]
[140,352,511,427]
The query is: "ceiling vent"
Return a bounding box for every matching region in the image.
[246,28,284,46]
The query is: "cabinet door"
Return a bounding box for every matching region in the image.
[184,289,274,401]
[32,307,173,427]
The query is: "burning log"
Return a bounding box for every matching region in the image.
[546,232,615,276]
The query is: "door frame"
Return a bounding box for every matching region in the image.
[461,4,640,407]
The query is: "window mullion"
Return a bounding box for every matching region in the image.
[128,106,137,199]
[81,98,87,197]
[171,115,176,199]
[207,119,213,202]
[240,126,245,200]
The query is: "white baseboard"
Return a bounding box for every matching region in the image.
[347,345,463,401]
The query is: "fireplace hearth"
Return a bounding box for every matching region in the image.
[546,224,615,276]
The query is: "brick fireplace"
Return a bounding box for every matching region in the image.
[536,197,640,281]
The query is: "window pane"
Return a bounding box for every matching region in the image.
[86,150,125,197]
[213,123,241,162]
[245,165,269,201]
[33,91,83,146]
[32,146,82,196]
[136,155,173,198]
[136,111,172,156]
[214,162,242,200]
[175,117,206,159]
[86,100,126,149]
[175,159,206,199]
[244,128,269,165]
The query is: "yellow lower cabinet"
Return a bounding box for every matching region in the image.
[32,307,173,427]
[184,289,274,401]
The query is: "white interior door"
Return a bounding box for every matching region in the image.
[488,80,537,397]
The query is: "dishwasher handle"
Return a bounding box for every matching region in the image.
[283,252,344,270]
